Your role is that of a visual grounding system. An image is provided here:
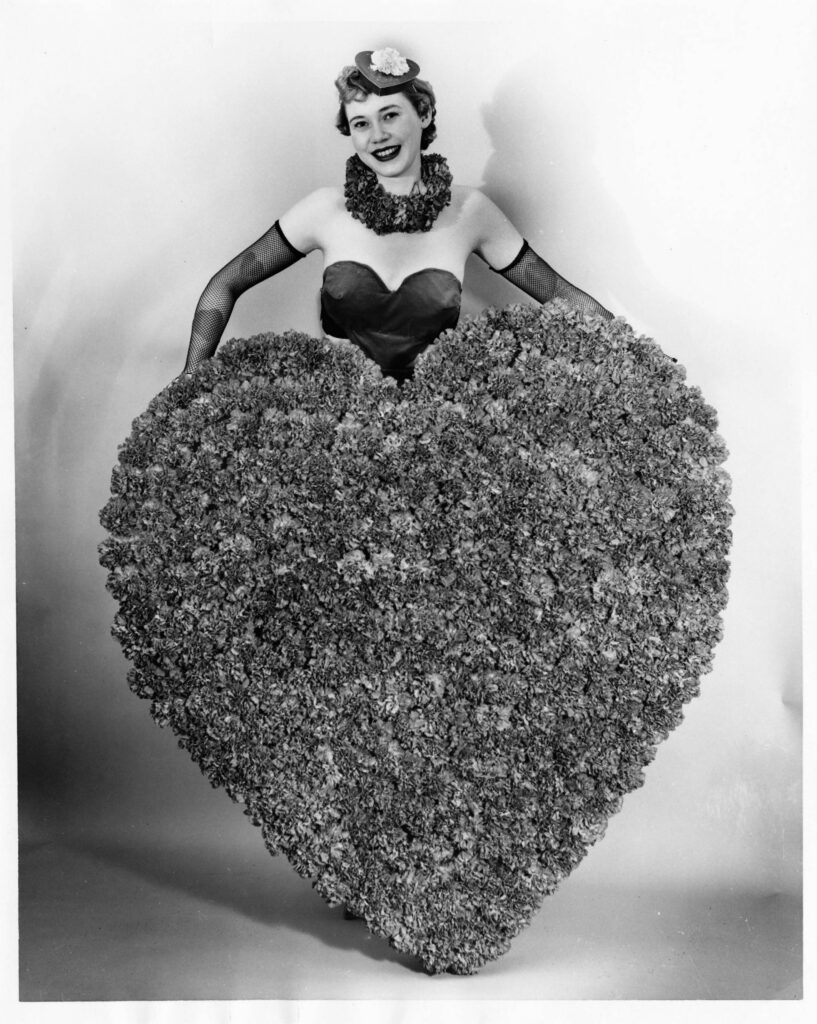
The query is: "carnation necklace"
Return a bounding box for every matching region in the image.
[344,152,453,235]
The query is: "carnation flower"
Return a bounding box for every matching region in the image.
[370,46,409,76]
[99,303,732,974]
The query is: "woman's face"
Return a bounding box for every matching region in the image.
[345,91,430,185]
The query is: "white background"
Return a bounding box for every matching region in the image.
[4,0,814,1019]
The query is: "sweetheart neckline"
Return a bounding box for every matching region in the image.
[322,260,463,294]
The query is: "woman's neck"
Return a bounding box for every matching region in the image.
[376,154,424,196]
[378,174,423,197]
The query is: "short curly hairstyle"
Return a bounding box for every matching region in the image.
[334,65,438,150]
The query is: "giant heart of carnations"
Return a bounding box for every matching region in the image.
[98,302,733,974]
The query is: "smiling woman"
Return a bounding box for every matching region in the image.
[336,60,436,179]
[181,46,612,379]
[100,43,733,975]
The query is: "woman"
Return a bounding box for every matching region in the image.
[104,47,733,977]
[182,47,612,379]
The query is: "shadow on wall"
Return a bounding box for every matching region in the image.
[468,65,662,333]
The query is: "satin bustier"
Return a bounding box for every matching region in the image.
[320,261,462,380]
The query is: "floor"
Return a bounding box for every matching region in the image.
[18,828,801,1002]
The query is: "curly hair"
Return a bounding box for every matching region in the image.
[334,65,438,150]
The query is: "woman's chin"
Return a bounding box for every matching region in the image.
[357,150,415,179]
[370,159,405,177]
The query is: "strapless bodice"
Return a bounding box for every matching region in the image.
[320,261,462,380]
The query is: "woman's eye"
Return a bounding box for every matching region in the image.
[384,112,398,120]
[351,122,367,130]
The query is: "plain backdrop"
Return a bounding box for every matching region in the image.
[6,0,812,1016]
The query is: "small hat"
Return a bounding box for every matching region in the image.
[354,48,420,96]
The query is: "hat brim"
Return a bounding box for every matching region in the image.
[354,51,420,96]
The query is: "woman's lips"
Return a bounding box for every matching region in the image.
[372,145,401,162]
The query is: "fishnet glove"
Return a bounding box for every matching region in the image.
[183,220,305,373]
[492,241,612,320]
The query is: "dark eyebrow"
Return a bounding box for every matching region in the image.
[349,104,400,123]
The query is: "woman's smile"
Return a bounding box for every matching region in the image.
[344,91,429,192]
[372,144,401,162]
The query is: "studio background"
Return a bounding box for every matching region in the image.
[11,0,806,1003]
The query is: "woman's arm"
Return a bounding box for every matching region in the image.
[183,220,305,373]
[182,189,336,374]
[470,191,613,320]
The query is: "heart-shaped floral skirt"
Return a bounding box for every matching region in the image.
[99,303,732,974]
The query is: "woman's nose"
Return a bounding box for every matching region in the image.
[371,121,390,142]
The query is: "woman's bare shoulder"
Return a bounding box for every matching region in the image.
[307,185,346,209]
[450,186,523,265]
[450,186,514,231]
[456,186,516,222]
[452,185,500,213]
[447,184,477,218]
[279,187,345,252]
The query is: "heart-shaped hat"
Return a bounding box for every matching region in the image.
[354,47,421,95]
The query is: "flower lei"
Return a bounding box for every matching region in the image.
[344,153,453,235]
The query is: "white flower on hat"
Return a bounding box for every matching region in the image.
[370,47,409,76]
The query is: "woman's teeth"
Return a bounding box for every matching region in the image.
[373,146,401,161]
